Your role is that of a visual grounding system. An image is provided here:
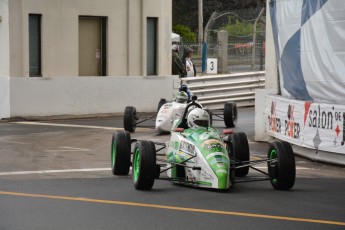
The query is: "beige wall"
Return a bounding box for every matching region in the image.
[0,0,174,119]
[0,0,10,77]
[6,0,172,77]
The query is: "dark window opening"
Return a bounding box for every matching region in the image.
[147,17,158,76]
[29,14,42,77]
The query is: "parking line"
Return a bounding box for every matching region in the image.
[0,191,344,227]
[13,121,152,131]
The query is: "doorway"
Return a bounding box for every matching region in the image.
[79,16,107,76]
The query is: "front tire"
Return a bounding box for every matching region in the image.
[111,131,131,175]
[123,106,137,132]
[229,132,249,177]
[132,141,156,190]
[267,141,296,190]
[224,102,238,128]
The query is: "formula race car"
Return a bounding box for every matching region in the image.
[111,97,296,191]
[123,89,238,133]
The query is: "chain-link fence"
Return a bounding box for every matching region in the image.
[180,8,266,75]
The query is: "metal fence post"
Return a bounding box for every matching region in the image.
[217,30,228,74]
[202,42,208,75]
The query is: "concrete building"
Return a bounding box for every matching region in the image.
[0,0,178,118]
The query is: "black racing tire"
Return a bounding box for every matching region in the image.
[157,99,167,112]
[123,106,137,132]
[204,109,213,126]
[267,141,296,190]
[229,132,249,177]
[111,131,131,175]
[224,102,238,128]
[132,141,156,190]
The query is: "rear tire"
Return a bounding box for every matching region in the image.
[111,131,131,175]
[224,102,238,128]
[132,141,156,190]
[229,132,249,177]
[267,141,296,190]
[123,106,137,132]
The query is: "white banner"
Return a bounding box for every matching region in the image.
[266,95,345,154]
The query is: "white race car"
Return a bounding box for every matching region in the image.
[123,91,238,133]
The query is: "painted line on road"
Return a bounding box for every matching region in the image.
[0,168,110,176]
[45,146,91,152]
[0,140,29,144]
[0,166,319,176]
[0,190,344,227]
[13,121,152,132]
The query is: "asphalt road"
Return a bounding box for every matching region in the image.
[0,108,344,230]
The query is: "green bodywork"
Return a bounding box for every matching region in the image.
[168,126,230,189]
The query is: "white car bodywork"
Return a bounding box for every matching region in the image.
[155,101,187,133]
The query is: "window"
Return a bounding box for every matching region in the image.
[147,18,157,76]
[29,14,42,77]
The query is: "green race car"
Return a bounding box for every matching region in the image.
[111,97,296,191]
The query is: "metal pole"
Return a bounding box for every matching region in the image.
[198,0,203,55]
[251,8,265,71]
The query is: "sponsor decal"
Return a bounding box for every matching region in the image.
[266,95,345,154]
[209,157,228,165]
[179,140,195,156]
[217,163,225,168]
[171,141,179,150]
[201,139,223,148]
[206,152,227,160]
[216,169,227,173]
[199,133,210,141]
[201,170,214,182]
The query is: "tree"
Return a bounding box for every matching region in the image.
[173,24,197,43]
[172,0,266,33]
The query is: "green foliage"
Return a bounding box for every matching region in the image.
[221,19,263,36]
[173,24,197,43]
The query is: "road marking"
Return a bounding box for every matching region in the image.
[0,191,344,226]
[0,168,110,176]
[45,146,91,152]
[13,121,152,131]
[0,166,320,176]
[0,140,29,144]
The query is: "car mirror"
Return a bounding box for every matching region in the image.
[223,129,233,135]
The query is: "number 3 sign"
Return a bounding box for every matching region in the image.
[207,58,217,74]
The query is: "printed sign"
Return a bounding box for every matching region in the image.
[207,58,218,74]
[266,95,345,154]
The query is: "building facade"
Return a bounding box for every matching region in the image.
[0,0,177,118]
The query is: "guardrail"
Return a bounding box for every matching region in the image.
[181,71,265,110]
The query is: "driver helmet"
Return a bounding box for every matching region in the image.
[187,108,210,128]
[176,91,188,103]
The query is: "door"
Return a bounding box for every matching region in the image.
[79,17,101,76]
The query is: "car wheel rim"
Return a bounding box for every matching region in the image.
[269,149,278,184]
[111,142,116,168]
[133,148,140,181]
[233,107,237,120]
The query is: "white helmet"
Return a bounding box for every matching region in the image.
[187,108,210,128]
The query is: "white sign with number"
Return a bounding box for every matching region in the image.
[207,58,218,74]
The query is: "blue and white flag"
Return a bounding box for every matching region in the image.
[270,0,345,104]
